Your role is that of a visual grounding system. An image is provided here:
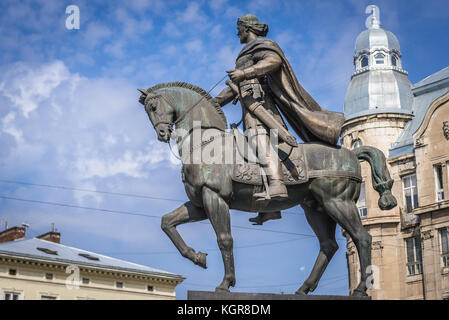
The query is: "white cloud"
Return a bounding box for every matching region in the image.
[1,112,23,143]
[0,61,71,117]
[185,39,204,53]
[0,60,177,190]
[114,8,153,37]
[225,6,244,19]
[163,21,183,38]
[209,0,228,11]
[177,2,207,24]
[82,22,113,49]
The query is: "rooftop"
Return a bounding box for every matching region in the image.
[0,237,183,280]
[389,66,449,158]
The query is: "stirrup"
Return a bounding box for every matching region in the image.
[254,190,288,202]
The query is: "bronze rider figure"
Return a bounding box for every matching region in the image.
[212,14,345,224]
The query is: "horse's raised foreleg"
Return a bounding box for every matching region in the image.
[202,186,235,292]
[296,200,338,295]
[311,178,372,296]
[161,201,208,268]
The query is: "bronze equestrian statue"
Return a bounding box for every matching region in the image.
[136,14,397,296]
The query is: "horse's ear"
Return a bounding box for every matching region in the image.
[138,88,148,96]
[138,88,149,106]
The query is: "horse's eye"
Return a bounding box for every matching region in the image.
[147,100,157,111]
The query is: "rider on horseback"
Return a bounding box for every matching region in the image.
[212,14,345,224]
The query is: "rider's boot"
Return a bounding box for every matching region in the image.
[249,211,282,225]
[254,153,288,201]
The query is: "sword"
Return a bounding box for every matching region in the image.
[226,80,298,147]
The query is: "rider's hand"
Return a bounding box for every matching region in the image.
[226,69,245,84]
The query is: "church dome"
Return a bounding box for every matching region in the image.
[344,5,413,121]
[355,28,400,53]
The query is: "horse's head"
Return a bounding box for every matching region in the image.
[139,82,227,144]
[139,89,174,143]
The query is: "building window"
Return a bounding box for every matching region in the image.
[434,164,445,202]
[3,292,20,300]
[40,295,57,300]
[391,55,397,66]
[147,285,154,292]
[402,174,418,213]
[82,278,90,285]
[9,269,17,276]
[440,228,449,268]
[45,273,53,280]
[351,139,363,149]
[79,253,100,261]
[116,281,123,288]
[357,182,367,218]
[37,247,58,255]
[361,56,369,68]
[405,237,423,276]
[375,53,385,64]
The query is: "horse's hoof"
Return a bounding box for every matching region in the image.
[215,286,230,293]
[194,252,207,269]
[351,289,368,297]
[295,285,310,295]
[295,289,308,295]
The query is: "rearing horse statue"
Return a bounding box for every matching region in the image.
[138,81,397,296]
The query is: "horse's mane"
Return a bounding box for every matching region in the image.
[146,81,227,126]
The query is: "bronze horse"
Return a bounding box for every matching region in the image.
[138,82,397,296]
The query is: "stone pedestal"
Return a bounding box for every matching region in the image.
[187,290,371,300]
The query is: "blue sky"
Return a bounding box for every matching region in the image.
[0,0,448,299]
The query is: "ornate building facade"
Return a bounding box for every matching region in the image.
[341,5,449,300]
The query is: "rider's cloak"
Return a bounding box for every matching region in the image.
[237,38,346,145]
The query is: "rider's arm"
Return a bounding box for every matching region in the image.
[242,51,282,80]
[212,86,237,107]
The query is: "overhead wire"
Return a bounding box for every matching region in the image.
[2,194,446,258]
[0,194,331,239]
[2,180,446,263]
[0,179,185,203]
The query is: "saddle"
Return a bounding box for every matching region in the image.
[231,128,308,186]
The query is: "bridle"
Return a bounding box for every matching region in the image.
[140,75,229,160]
[141,75,228,130]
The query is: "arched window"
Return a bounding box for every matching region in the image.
[391,55,397,67]
[375,53,385,64]
[352,139,363,149]
[357,182,367,218]
[361,56,369,68]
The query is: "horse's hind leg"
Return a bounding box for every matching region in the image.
[296,200,338,295]
[161,201,208,268]
[202,186,235,292]
[311,178,372,296]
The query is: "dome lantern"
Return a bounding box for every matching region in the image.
[344,5,413,121]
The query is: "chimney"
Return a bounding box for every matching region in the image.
[37,224,61,244]
[0,226,26,243]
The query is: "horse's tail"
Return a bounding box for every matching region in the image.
[354,146,397,210]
